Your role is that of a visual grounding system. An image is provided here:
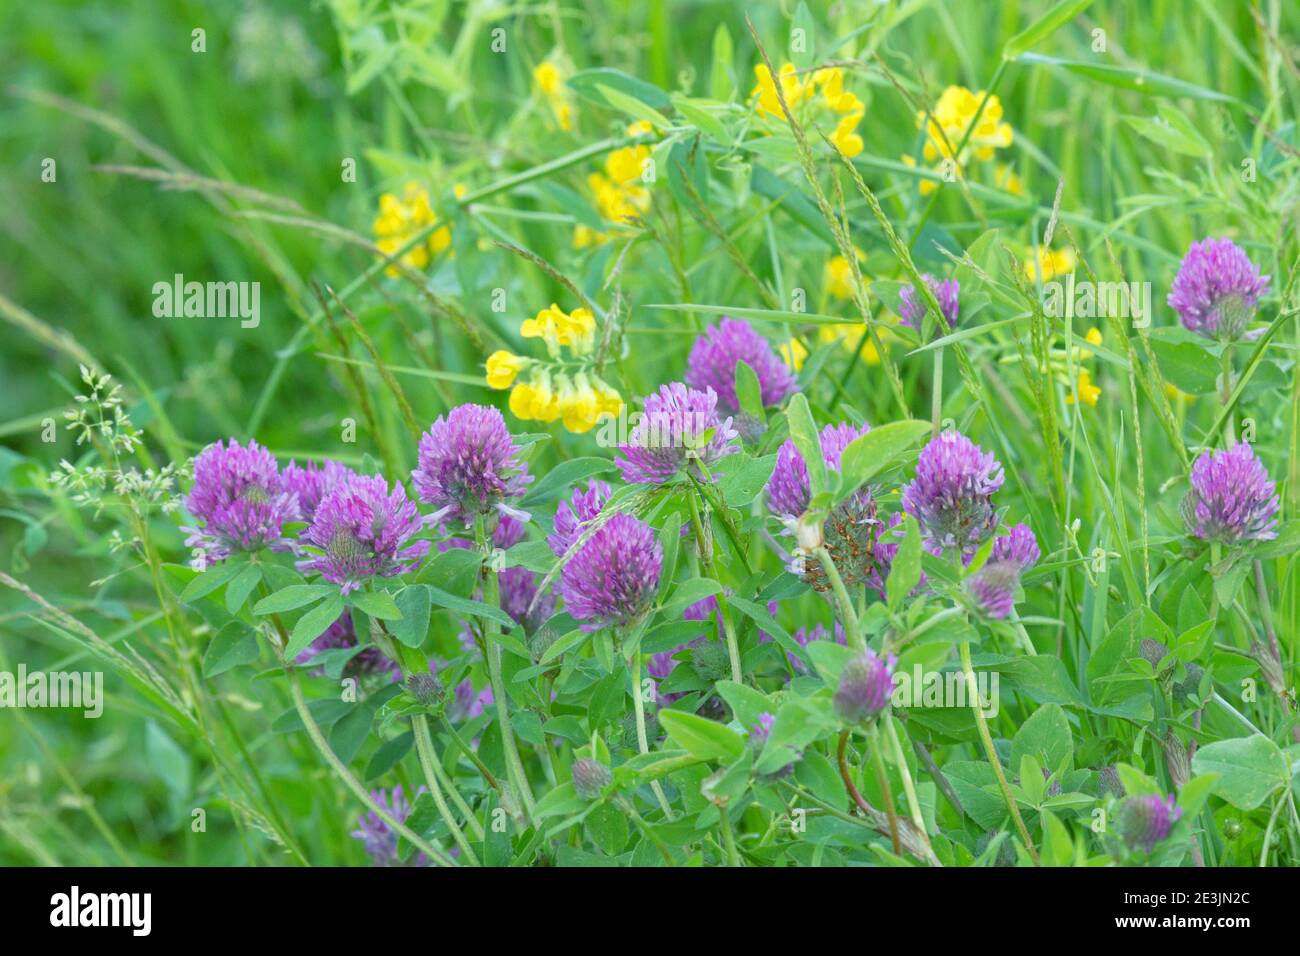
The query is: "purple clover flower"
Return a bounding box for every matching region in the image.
[967,523,1039,620]
[1117,794,1182,853]
[615,383,738,485]
[351,786,430,866]
[766,421,867,519]
[685,318,799,415]
[560,512,662,631]
[280,459,356,524]
[412,404,531,528]
[297,613,399,679]
[298,474,430,594]
[898,274,961,332]
[500,566,555,634]
[833,649,897,723]
[1182,443,1279,545]
[902,430,1004,558]
[548,480,611,557]
[184,439,298,563]
[1168,238,1270,341]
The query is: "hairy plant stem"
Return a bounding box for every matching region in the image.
[883,715,931,850]
[866,726,903,856]
[629,649,675,819]
[718,802,742,866]
[476,520,536,823]
[412,715,481,862]
[959,640,1039,865]
[814,545,864,651]
[288,668,456,867]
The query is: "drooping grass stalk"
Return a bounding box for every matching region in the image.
[931,347,945,438]
[959,640,1040,865]
[475,520,537,822]
[288,668,456,867]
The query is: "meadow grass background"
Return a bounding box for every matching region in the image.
[0,0,1297,866]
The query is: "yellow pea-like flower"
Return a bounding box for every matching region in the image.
[1026,247,1077,283]
[533,62,563,96]
[1066,368,1101,407]
[824,255,859,300]
[1085,327,1103,347]
[752,62,805,118]
[779,338,808,372]
[486,351,528,390]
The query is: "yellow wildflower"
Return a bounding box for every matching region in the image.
[830,111,864,157]
[533,60,575,131]
[1066,367,1101,407]
[779,338,808,372]
[824,255,861,300]
[533,62,563,96]
[372,182,447,277]
[907,85,1013,194]
[485,351,528,390]
[1085,327,1103,347]
[752,62,806,118]
[1164,382,1194,403]
[820,324,883,365]
[558,374,602,434]
[994,163,1023,195]
[1025,247,1076,283]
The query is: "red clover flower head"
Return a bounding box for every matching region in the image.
[299,474,430,593]
[412,404,531,528]
[902,430,1004,558]
[685,318,799,415]
[560,512,662,631]
[184,438,298,563]
[1168,238,1270,342]
[615,382,739,485]
[1182,443,1279,545]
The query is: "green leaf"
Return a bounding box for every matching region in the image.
[1018,53,1241,103]
[1003,0,1095,60]
[253,584,336,616]
[709,23,733,100]
[670,94,729,144]
[365,731,414,782]
[388,585,432,648]
[733,359,766,422]
[285,593,345,661]
[522,457,617,505]
[1124,108,1212,158]
[426,584,516,630]
[595,83,671,128]
[785,393,826,500]
[1190,734,1290,810]
[887,514,922,612]
[330,705,374,765]
[350,589,402,621]
[202,622,260,678]
[835,420,930,505]
[180,559,246,603]
[658,709,745,762]
[1010,703,1073,773]
[568,68,672,110]
[224,564,262,615]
